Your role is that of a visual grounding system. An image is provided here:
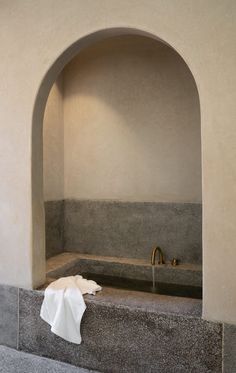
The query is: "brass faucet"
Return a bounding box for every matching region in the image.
[151,246,165,265]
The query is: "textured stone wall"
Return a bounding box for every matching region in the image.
[64,199,202,264]
[45,199,202,263]
[45,201,64,258]
[1,283,233,372]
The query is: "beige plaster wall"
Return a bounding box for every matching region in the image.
[43,76,64,201]
[1,0,236,324]
[63,36,201,202]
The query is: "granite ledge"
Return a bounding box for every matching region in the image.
[35,285,202,318]
[19,288,220,373]
[84,286,202,318]
[46,252,202,287]
[47,252,202,271]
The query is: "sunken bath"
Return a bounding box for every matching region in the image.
[43,35,202,300]
[45,199,202,299]
[40,198,209,372]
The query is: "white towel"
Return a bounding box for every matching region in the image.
[40,275,102,344]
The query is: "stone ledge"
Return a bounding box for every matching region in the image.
[38,281,202,318]
[19,288,221,373]
[47,252,202,287]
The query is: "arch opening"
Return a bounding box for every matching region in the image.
[33,28,202,297]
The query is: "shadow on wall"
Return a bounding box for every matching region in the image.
[44,35,201,204]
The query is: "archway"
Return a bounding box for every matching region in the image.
[32,28,201,290]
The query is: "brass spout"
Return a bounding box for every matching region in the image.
[151,246,165,265]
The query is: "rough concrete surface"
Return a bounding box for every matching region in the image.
[63,199,202,263]
[223,323,236,373]
[0,346,99,373]
[19,288,220,373]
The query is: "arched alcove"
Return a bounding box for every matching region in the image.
[32,28,201,292]
[1,0,236,329]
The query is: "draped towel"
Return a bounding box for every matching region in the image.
[40,275,101,344]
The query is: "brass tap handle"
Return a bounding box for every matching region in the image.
[171,258,178,266]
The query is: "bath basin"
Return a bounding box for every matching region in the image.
[47,252,202,288]
[81,272,202,299]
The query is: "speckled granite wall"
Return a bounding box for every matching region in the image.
[0,285,18,349]
[0,283,235,372]
[63,199,202,264]
[18,289,220,373]
[45,199,202,263]
[45,200,64,258]
[223,323,236,372]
